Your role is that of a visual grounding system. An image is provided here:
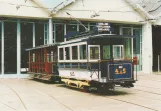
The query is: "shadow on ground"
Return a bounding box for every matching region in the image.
[56,84,131,96]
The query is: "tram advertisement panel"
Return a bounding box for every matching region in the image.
[107,62,132,80]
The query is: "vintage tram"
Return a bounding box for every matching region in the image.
[58,32,137,91]
[26,44,60,82]
[26,31,137,91]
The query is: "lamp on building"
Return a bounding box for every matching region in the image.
[66,12,89,32]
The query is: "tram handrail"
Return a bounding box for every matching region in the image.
[98,59,134,62]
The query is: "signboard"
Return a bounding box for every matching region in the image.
[108,63,132,80]
[97,23,111,32]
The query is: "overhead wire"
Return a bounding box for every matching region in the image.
[148,4,161,12]
[0,0,160,20]
[140,0,161,12]
[0,0,159,13]
[0,1,53,10]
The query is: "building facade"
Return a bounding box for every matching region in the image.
[0,0,160,78]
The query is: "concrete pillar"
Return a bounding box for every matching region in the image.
[142,22,152,74]
[49,18,53,44]
[17,20,21,76]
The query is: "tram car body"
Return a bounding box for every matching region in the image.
[26,44,60,82]
[26,32,137,91]
[58,33,137,90]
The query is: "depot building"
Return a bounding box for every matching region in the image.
[0,0,160,78]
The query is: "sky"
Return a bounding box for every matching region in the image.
[39,0,65,8]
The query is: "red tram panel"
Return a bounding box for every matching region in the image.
[27,44,60,82]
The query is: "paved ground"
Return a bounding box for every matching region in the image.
[0,74,161,111]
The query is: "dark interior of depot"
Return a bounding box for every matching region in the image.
[3,22,45,74]
[4,22,17,74]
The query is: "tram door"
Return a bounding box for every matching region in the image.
[103,45,110,59]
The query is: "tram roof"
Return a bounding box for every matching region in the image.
[60,34,135,45]
[26,34,135,51]
[26,43,59,51]
[88,34,135,39]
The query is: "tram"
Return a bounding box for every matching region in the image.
[26,23,137,91]
[26,44,60,82]
[58,33,137,91]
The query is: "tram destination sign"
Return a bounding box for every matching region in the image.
[97,23,111,32]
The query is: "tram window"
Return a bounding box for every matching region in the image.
[103,46,110,59]
[72,46,78,60]
[90,47,99,60]
[51,51,53,62]
[47,54,51,62]
[59,48,64,60]
[113,45,124,60]
[79,45,86,60]
[65,47,70,60]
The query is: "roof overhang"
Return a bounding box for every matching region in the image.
[125,0,156,23]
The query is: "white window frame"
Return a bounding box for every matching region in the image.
[58,42,87,63]
[71,45,78,62]
[58,46,64,62]
[88,45,100,62]
[113,45,124,60]
[44,23,49,45]
[64,46,71,62]
[79,44,87,62]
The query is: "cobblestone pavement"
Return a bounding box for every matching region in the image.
[0,74,161,111]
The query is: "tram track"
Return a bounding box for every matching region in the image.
[0,79,159,111]
[125,87,161,96]
[52,84,159,111]
[0,101,16,110]
[103,96,158,111]
[0,80,27,111]
[37,87,158,111]
[115,84,161,96]
[84,89,158,111]
[36,88,74,111]
[89,88,159,111]
[116,86,161,102]
[36,83,161,111]
[135,85,161,89]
